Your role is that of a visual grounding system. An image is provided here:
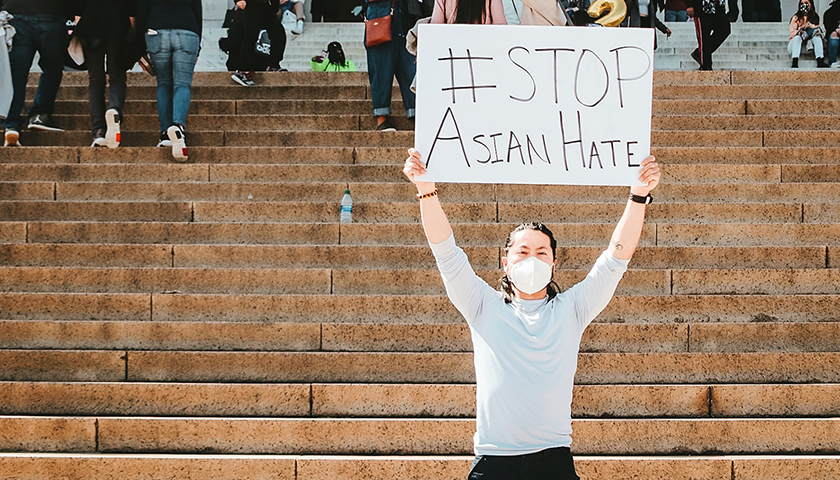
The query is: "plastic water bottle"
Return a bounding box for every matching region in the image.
[340,189,353,224]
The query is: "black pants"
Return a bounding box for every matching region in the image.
[238,3,286,71]
[692,10,730,70]
[467,447,580,480]
[84,38,128,134]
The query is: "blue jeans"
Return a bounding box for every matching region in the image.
[665,9,688,22]
[2,14,66,131]
[829,35,839,64]
[366,35,416,118]
[145,29,200,132]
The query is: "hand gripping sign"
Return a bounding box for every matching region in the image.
[413,24,654,186]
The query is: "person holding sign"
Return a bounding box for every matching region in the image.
[403,148,660,480]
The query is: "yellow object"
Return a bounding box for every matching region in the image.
[587,0,627,26]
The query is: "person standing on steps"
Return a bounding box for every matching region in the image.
[230,0,288,87]
[686,0,730,70]
[73,0,136,148]
[0,0,67,147]
[364,0,418,132]
[136,0,202,162]
[402,148,661,480]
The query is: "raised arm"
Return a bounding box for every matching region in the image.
[608,155,661,260]
[403,148,452,244]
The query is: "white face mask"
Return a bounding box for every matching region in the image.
[507,256,553,295]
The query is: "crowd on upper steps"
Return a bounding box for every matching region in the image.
[0,0,835,161]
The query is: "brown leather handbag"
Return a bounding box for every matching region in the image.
[365,0,395,47]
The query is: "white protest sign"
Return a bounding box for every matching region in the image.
[414,24,654,186]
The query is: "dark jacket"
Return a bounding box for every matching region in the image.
[825,0,840,33]
[685,0,726,14]
[136,0,203,41]
[73,0,136,40]
[623,0,668,31]
[0,0,65,15]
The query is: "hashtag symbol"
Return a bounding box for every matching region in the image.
[438,48,496,104]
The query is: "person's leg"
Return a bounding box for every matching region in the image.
[665,10,675,22]
[677,9,688,21]
[105,39,128,118]
[366,42,396,119]
[788,36,803,59]
[85,45,108,135]
[394,36,416,119]
[467,455,521,480]
[267,16,287,68]
[146,30,174,134]
[829,34,839,64]
[706,11,730,55]
[170,30,200,129]
[29,15,67,119]
[292,1,305,33]
[691,14,712,69]
[240,4,264,71]
[3,15,37,132]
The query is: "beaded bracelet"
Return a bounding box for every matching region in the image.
[416,189,439,200]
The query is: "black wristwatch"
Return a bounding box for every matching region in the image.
[629,193,653,205]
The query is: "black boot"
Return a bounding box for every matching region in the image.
[818,57,829,68]
[792,58,799,68]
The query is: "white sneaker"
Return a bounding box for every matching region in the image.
[832,62,840,68]
[167,124,188,162]
[292,19,304,34]
[105,108,121,148]
[4,129,20,147]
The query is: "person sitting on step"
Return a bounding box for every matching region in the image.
[822,0,840,66]
[279,0,306,34]
[788,0,828,68]
[311,41,358,71]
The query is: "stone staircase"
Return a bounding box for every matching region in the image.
[1,69,840,479]
[270,21,812,72]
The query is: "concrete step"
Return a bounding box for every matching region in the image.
[50,114,366,132]
[1,145,836,166]
[2,416,838,455]
[4,453,839,480]
[1,321,837,353]
[11,221,837,248]
[3,292,840,323]
[36,69,840,88]
[0,163,792,184]
[0,382,712,418]
[1,199,804,224]
[11,128,840,148]
[2,244,823,269]
[0,183,831,204]
[4,349,838,383]
[1,381,837,419]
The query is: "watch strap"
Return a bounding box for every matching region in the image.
[630,193,653,205]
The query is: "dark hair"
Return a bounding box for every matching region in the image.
[452,0,493,24]
[499,222,562,304]
[794,0,818,22]
[327,41,347,67]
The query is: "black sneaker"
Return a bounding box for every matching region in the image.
[231,71,255,86]
[792,58,799,68]
[691,50,701,66]
[28,113,64,132]
[817,57,829,68]
[157,131,172,147]
[376,118,396,132]
[91,129,107,147]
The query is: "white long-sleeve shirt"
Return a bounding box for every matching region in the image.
[430,233,629,456]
